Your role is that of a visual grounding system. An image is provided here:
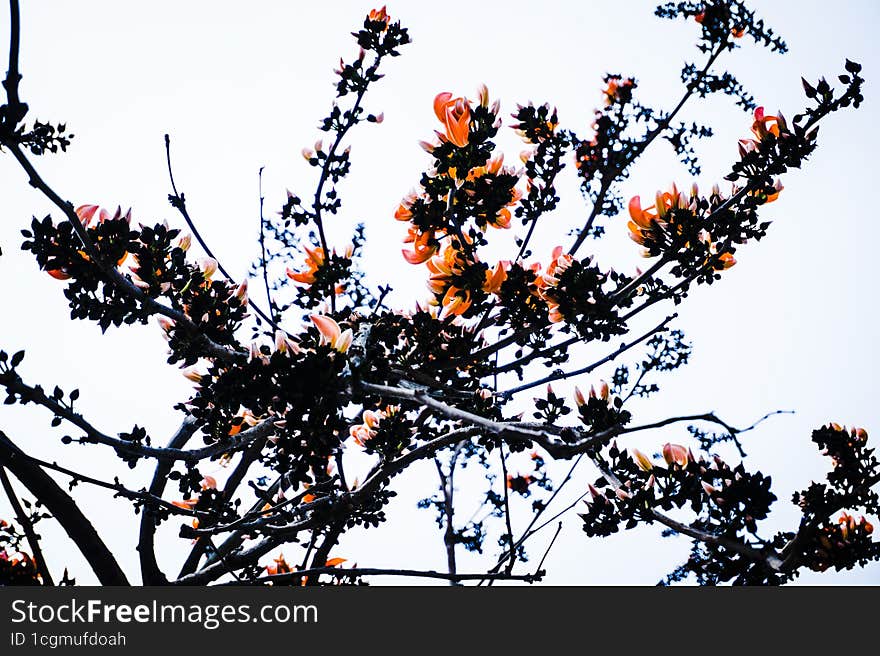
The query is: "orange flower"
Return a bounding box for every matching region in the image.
[715,252,736,270]
[228,408,259,436]
[266,553,292,576]
[286,245,325,285]
[482,261,508,294]
[533,246,574,323]
[349,405,399,447]
[434,92,471,148]
[43,204,131,279]
[368,6,390,28]
[402,231,439,265]
[440,287,471,319]
[602,76,634,107]
[46,268,72,280]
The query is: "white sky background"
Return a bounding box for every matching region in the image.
[0,0,878,585]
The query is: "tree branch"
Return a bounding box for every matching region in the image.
[138,417,199,585]
[0,430,128,584]
[0,464,53,584]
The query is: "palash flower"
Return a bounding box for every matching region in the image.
[402,230,439,265]
[739,107,788,157]
[46,204,131,279]
[265,553,292,576]
[482,261,508,294]
[837,512,874,540]
[533,246,573,323]
[228,408,259,437]
[75,204,132,229]
[310,314,353,353]
[349,405,399,447]
[694,11,746,38]
[368,5,391,29]
[286,245,326,285]
[423,243,472,318]
[506,473,533,493]
[626,184,686,252]
[434,92,471,148]
[602,76,635,106]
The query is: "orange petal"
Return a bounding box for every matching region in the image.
[325,557,347,567]
[310,314,341,343]
[433,92,453,121]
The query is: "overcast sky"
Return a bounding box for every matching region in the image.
[1,1,878,585]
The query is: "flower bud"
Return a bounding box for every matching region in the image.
[631,448,654,472]
[662,443,689,467]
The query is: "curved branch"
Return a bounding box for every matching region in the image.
[0,465,53,584]
[1,371,274,461]
[0,430,128,585]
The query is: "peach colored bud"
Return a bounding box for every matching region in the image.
[335,329,354,354]
[374,112,384,123]
[477,83,489,107]
[200,257,218,280]
[157,316,175,333]
[644,474,656,490]
[587,483,603,501]
[631,448,654,472]
[478,388,493,400]
[662,443,689,467]
[302,147,315,161]
[701,481,717,496]
[201,476,217,490]
[615,488,631,501]
[181,368,203,383]
[233,279,248,305]
[177,234,192,251]
[597,380,609,401]
[363,410,382,429]
[418,140,436,153]
[574,387,586,408]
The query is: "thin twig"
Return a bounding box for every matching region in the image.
[163,134,280,331]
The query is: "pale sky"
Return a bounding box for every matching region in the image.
[1,1,878,585]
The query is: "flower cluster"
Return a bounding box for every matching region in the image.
[395,87,523,318]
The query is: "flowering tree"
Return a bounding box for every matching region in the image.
[0,0,876,587]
